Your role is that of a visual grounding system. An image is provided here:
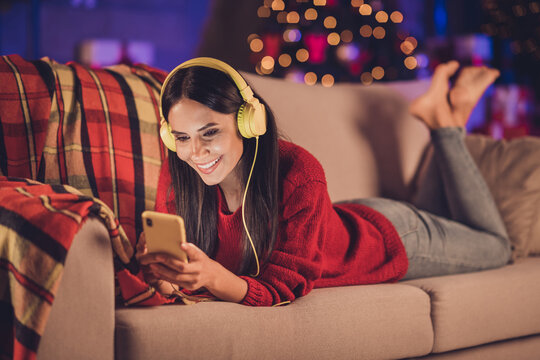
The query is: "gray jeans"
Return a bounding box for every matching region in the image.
[345,127,511,280]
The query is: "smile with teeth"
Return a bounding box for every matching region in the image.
[196,156,222,173]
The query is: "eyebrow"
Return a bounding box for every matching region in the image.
[171,122,219,135]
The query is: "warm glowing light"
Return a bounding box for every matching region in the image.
[340,30,353,43]
[305,8,318,20]
[400,41,414,55]
[250,38,264,52]
[321,74,335,87]
[278,54,292,67]
[287,11,300,23]
[405,36,418,48]
[359,4,372,15]
[271,0,285,11]
[257,6,271,18]
[304,72,317,85]
[336,44,360,61]
[324,16,337,29]
[531,2,540,13]
[277,11,288,23]
[404,56,418,69]
[371,66,384,80]
[264,0,272,7]
[255,62,264,75]
[390,11,403,23]
[261,56,275,70]
[327,32,340,46]
[361,72,373,85]
[247,34,259,44]
[296,48,309,62]
[314,0,326,5]
[351,0,363,7]
[283,29,302,42]
[258,60,273,75]
[513,4,526,16]
[373,26,386,39]
[375,11,388,23]
[359,25,372,37]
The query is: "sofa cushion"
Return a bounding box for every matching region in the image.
[115,284,433,360]
[242,72,431,203]
[465,135,540,258]
[403,257,540,353]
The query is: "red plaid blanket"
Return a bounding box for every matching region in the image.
[0,55,200,359]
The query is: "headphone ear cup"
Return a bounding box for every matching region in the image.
[160,120,177,151]
[237,100,267,138]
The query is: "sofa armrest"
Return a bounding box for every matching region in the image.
[37,217,115,360]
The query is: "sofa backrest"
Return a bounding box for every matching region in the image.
[243,72,431,202]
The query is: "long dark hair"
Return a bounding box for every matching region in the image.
[161,65,280,275]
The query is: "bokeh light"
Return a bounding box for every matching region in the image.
[283,29,302,42]
[277,11,287,23]
[304,72,317,85]
[404,56,418,69]
[375,11,388,23]
[314,0,326,5]
[390,11,403,23]
[361,72,373,85]
[321,74,335,87]
[296,48,309,62]
[324,16,337,29]
[371,66,384,80]
[261,56,275,71]
[327,32,340,46]
[340,30,353,43]
[249,38,264,52]
[304,8,318,20]
[257,6,271,18]
[359,4,372,15]
[359,25,372,37]
[373,26,386,39]
[351,0,363,7]
[271,0,285,11]
[278,53,292,67]
[287,11,300,23]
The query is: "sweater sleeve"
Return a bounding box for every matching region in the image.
[240,180,330,306]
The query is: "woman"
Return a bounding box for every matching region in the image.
[137,58,511,306]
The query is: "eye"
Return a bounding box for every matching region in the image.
[175,135,189,142]
[203,128,219,137]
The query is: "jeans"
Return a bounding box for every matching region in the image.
[344,127,511,280]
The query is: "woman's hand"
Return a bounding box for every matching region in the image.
[139,242,248,303]
[135,232,177,296]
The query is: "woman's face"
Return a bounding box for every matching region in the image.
[168,98,244,188]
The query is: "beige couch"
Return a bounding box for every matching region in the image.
[37,72,540,360]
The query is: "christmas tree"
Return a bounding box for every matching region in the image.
[247,0,420,86]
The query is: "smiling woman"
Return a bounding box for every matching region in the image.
[135,57,512,307]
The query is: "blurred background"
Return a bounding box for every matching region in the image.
[1,0,539,137]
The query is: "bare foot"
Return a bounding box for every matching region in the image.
[409,61,460,129]
[449,66,500,126]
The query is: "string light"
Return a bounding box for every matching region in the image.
[400,40,414,55]
[375,11,388,23]
[327,32,340,45]
[359,24,372,37]
[390,11,403,23]
[296,48,309,62]
[359,4,372,15]
[341,30,353,43]
[261,56,275,71]
[351,0,363,7]
[360,72,373,85]
[371,66,384,80]
[313,0,326,6]
[373,26,386,39]
[321,74,335,87]
[404,56,417,69]
[304,8,318,20]
[278,53,292,67]
[287,11,300,23]
[257,6,271,18]
[271,0,285,11]
[249,38,264,52]
[247,33,259,43]
[324,16,337,29]
[283,29,302,42]
[277,11,288,23]
[304,72,317,85]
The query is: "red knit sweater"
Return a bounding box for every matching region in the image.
[155,140,408,306]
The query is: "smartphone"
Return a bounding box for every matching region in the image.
[141,211,188,262]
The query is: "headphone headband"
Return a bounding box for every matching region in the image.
[159,57,255,120]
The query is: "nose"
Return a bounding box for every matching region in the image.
[190,137,207,160]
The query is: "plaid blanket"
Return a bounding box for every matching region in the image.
[0,54,167,243]
[0,176,175,360]
[0,55,192,359]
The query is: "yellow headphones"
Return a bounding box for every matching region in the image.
[159,57,267,151]
[159,57,266,277]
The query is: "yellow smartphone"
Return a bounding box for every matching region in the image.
[141,211,188,263]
